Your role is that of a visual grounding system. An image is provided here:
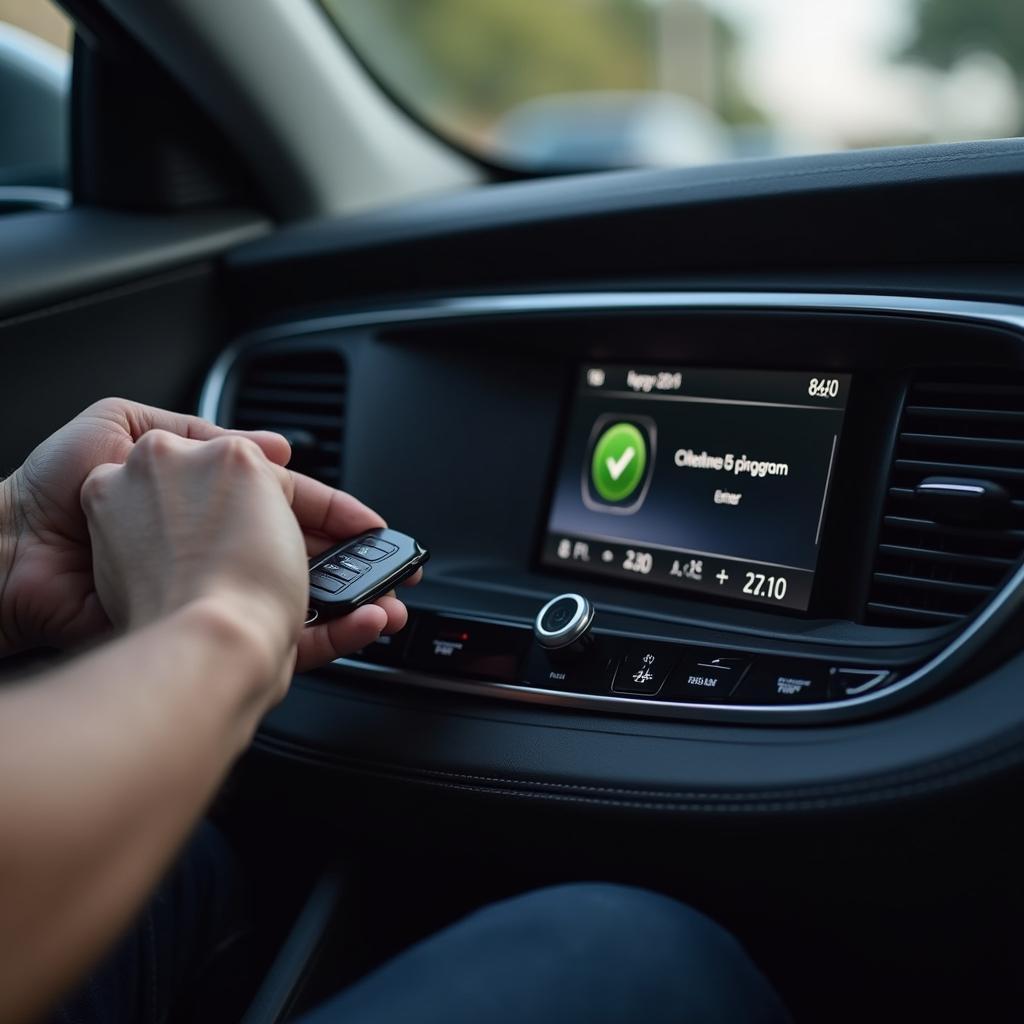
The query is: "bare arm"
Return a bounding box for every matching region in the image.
[0,419,418,1024]
[0,599,271,1024]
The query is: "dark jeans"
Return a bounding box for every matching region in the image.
[55,824,790,1024]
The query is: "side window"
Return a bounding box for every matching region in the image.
[0,0,71,191]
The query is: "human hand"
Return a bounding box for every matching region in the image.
[80,430,308,707]
[0,398,415,663]
[79,428,416,706]
[0,399,292,653]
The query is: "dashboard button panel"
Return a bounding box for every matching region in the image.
[409,613,530,683]
[612,643,678,695]
[672,652,750,702]
[341,609,898,721]
[732,660,831,704]
[352,629,410,666]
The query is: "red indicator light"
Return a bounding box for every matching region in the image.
[438,631,471,643]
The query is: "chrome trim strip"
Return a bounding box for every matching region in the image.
[201,289,1024,723]
[918,483,986,494]
[198,290,1024,423]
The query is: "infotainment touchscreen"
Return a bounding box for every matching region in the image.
[541,365,850,611]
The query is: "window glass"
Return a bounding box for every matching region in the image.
[322,0,1024,172]
[0,0,71,188]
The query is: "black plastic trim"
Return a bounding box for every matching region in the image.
[0,206,268,321]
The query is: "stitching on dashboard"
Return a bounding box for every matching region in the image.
[562,147,1024,207]
[266,740,1024,813]
[376,735,1024,802]
[258,722,1024,812]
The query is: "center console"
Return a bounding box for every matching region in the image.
[201,292,1024,726]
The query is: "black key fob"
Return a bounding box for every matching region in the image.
[306,528,428,626]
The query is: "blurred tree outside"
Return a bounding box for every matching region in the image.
[324,0,762,145]
[902,0,1024,131]
[903,0,1024,73]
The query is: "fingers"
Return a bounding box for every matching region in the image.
[91,397,293,466]
[79,461,122,511]
[91,401,391,549]
[295,604,389,673]
[123,430,297,505]
[289,472,385,540]
[293,595,409,672]
[372,593,409,633]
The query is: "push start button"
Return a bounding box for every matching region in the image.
[533,593,595,653]
[541,597,578,633]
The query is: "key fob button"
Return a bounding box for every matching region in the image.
[320,562,358,582]
[310,571,346,594]
[338,556,371,574]
[344,542,389,562]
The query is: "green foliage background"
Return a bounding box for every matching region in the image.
[327,0,651,127]
[324,0,1024,151]
[903,0,1024,73]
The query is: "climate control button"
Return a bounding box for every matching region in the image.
[673,652,750,702]
[732,660,829,704]
[612,643,678,696]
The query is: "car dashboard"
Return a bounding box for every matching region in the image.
[201,290,1024,714]
[179,145,1024,822]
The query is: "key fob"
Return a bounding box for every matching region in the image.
[306,528,428,626]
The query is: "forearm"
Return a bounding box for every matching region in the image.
[0,600,274,1024]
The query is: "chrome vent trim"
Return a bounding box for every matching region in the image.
[868,375,1024,627]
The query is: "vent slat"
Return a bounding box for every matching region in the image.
[234,386,344,407]
[865,602,963,625]
[244,370,347,388]
[878,544,1015,570]
[905,405,1024,424]
[872,572,992,597]
[866,374,1024,627]
[233,407,346,430]
[882,515,1024,543]
[910,381,1024,400]
[900,433,1024,454]
[894,458,1024,479]
[226,349,346,487]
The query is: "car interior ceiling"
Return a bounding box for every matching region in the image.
[3,1,1024,1022]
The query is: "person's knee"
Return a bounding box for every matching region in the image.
[497,883,789,1023]
[504,882,734,962]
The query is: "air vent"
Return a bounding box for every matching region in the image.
[866,375,1024,627]
[226,348,346,487]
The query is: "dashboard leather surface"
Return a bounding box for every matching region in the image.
[226,139,1024,320]
[258,648,1024,816]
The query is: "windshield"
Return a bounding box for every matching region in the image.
[322,0,1023,173]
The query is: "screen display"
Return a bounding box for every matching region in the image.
[541,365,850,611]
